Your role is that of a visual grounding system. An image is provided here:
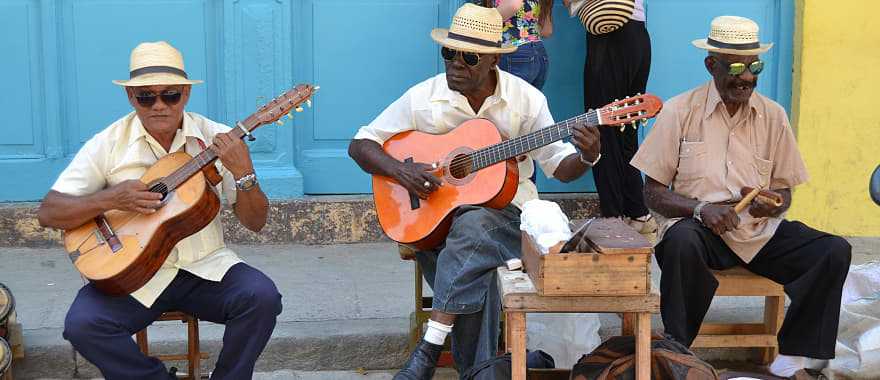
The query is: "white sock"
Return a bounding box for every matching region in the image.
[769,354,807,377]
[424,319,453,345]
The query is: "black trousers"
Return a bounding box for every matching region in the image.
[655,218,852,359]
[584,20,651,218]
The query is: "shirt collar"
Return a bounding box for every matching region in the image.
[430,69,508,111]
[704,80,760,120]
[127,112,208,151]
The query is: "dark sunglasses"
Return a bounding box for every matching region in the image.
[718,59,764,76]
[134,90,182,107]
[441,47,482,67]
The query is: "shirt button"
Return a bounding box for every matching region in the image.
[728,161,733,165]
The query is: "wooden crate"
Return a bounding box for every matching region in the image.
[520,218,652,296]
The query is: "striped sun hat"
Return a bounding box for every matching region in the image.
[692,16,773,55]
[113,41,203,87]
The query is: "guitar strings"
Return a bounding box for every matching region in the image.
[445,108,607,173]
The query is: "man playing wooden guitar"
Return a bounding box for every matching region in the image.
[37,41,281,379]
[349,4,602,378]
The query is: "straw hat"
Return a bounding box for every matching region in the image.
[113,41,203,87]
[692,16,773,55]
[431,3,516,54]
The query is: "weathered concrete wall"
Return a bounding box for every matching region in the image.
[0,194,600,247]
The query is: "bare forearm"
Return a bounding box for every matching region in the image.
[233,186,269,232]
[348,139,401,177]
[552,153,590,182]
[495,0,523,19]
[37,190,112,229]
[644,177,700,219]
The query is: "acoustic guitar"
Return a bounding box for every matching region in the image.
[63,84,317,296]
[373,93,662,250]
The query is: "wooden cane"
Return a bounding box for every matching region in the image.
[734,187,761,213]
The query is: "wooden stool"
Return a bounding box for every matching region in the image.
[692,266,785,364]
[397,244,456,367]
[499,267,659,380]
[135,311,208,379]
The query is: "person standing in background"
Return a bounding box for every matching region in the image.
[484,0,555,90]
[569,0,656,234]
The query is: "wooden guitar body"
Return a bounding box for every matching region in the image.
[63,152,220,296]
[373,119,519,250]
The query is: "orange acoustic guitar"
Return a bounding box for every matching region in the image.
[63,84,317,296]
[373,94,663,250]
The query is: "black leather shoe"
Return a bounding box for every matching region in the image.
[393,339,443,380]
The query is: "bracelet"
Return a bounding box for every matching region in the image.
[578,152,601,167]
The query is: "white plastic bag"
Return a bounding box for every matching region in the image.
[526,313,601,368]
[823,262,880,379]
[520,200,572,254]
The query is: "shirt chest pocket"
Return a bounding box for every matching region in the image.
[753,155,773,188]
[676,141,707,182]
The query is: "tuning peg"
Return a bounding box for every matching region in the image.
[619,125,626,132]
[287,112,294,119]
[276,119,284,126]
[306,99,312,107]
[296,106,304,112]
[314,85,321,91]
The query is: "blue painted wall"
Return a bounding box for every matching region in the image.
[0,0,792,201]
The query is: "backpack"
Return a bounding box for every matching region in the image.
[571,333,718,380]
[462,350,555,380]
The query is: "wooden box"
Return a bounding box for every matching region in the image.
[520,218,652,296]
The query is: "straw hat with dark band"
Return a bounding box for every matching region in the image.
[113,41,203,87]
[692,16,773,56]
[431,3,516,54]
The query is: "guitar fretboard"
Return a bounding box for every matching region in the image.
[467,110,601,172]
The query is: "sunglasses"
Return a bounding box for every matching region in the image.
[441,47,482,67]
[134,90,182,107]
[719,59,764,76]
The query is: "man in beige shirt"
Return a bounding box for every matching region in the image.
[631,16,851,378]
[37,42,280,379]
[349,5,601,379]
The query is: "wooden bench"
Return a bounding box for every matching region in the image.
[135,311,208,379]
[691,266,785,364]
[499,267,660,380]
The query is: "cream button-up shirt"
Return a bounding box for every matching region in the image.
[631,81,809,262]
[52,112,242,307]
[353,70,578,209]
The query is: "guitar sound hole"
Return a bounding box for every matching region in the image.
[449,154,473,179]
[149,182,169,202]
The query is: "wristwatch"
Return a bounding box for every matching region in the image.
[578,152,602,167]
[235,172,258,191]
[693,201,710,224]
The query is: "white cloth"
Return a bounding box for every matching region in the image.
[631,0,645,21]
[353,70,578,209]
[51,112,242,307]
[519,199,572,253]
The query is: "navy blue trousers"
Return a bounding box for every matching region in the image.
[63,263,282,380]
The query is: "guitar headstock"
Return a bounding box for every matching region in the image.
[243,84,319,131]
[599,93,663,131]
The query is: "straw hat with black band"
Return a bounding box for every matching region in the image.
[430,3,516,54]
[692,15,773,56]
[113,41,203,87]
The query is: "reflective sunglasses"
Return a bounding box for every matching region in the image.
[134,90,182,107]
[441,47,482,67]
[720,59,764,76]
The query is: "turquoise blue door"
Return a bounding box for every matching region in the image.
[0,0,792,201]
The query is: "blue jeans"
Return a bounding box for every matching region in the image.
[415,205,522,377]
[499,41,549,90]
[64,263,282,380]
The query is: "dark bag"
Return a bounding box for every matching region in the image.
[463,350,555,380]
[570,333,718,380]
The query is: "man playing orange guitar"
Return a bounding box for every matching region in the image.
[36,41,281,379]
[349,4,601,378]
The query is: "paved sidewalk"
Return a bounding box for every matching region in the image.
[1,238,876,379]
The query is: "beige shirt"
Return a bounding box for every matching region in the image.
[353,71,578,209]
[52,112,242,307]
[631,81,809,262]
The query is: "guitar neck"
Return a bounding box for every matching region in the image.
[469,109,600,172]
[158,116,257,192]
